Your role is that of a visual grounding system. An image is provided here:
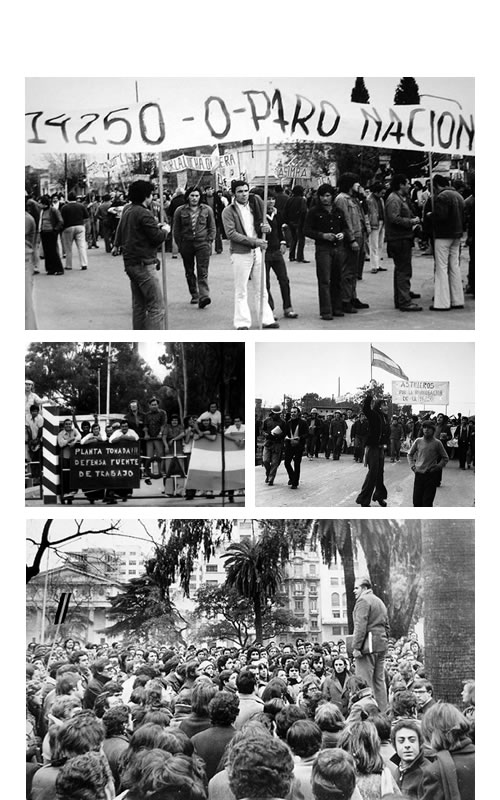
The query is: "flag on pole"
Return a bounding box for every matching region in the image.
[371,346,408,380]
[55,593,72,625]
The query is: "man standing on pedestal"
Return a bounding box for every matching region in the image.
[352,577,389,712]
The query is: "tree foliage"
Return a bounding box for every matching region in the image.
[158,343,245,421]
[391,78,427,177]
[277,141,383,187]
[351,78,370,104]
[25,342,162,415]
[194,584,302,647]
[394,78,421,105]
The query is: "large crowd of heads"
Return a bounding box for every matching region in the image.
[26,632,474,800]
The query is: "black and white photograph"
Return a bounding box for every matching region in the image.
[25,342,245,506]
[25,77,474,331]
[255,342,475,507]
[25,518,474,800]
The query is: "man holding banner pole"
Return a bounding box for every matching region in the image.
[113,180,170,330]
[222,180,278,330]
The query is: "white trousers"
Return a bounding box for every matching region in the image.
[369,222,385,271]
[231,248,275,329]
[433,238,464,309]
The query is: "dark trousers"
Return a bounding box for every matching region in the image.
[40,230,63,274]
[356,445,387,506]
[390,238,413,308]
[331,434,344,460]
[355,652,388,711]
[357,233,366,278]
[288,224,305,260]
[354,436,367,462]
[284,442,304,487]
[467,240,475,292]
[215,223,223,253]
[315,246,343,316]
[341,240,360,303]
[390,439,401,460]
[324,435,332,458]
[265,250,292,311]
[457,441,468,469]
[180,242,210,300]
[413,470,439,506]
[307,433,321,458]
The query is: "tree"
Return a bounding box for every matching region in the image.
[104,574,187,644]
[194,584,302,647]
[352,380,392,407]
[224,539,285,643]
[394,78,420,105]
[26,520,122,583]
[25,342,163,415]
[351,78,370,104]
[300,393,321,412]
[422,520,474,705]
[158,343,245,421]
[312,519,357,631]
[278,141,382,187]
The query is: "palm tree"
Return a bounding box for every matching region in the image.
[422,520,474,705]
[223,538,284,644]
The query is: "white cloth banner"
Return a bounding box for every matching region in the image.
[392,381,450,405]
[25,80,475,155]
[163,146,219,173]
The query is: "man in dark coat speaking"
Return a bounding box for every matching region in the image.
[352,577,390,711]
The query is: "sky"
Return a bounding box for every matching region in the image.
[138,342,169,379]
[255,342,475,415]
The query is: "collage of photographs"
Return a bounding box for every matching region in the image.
[24,76,476,800]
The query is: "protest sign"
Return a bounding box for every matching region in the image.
[392,380,450,405]
[26,80,475,156]
[69,442,141,490]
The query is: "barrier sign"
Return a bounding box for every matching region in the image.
[69,442,141,490]
[26,80,475,156]
[392,381,450,405]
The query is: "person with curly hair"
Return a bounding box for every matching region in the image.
[314,702,346,749]
[123,749,207,800]
[227,735,294,800]
[192,691,239,781]
[55,751,112,800]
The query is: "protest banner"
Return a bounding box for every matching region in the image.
[185,436,245,492]
[163,145,219,173]
[392,380,450,405]
[69,441,141,490]
[25,80,475,156]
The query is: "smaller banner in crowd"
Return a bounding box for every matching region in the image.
[185,436,245,492]
[392,380,450,405]
[69,442,141,490]
[163,145,219,173]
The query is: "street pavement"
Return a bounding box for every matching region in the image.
[25,479,244,507]
[32,241,474,331]
[255,457,474,507]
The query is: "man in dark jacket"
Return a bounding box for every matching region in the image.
[352,577,390,710]
[391,719,430,798]
[385,174,422,311]
[352,412,369,463]
[113,180,170,329]
[304,183,348,320]
[283,406,309,489]
[329,412,347,460]
[355,390,390,506]
[173,186,215,308]
[262,405,285,486]
[427,174,466,310]
[61,192,89,271]
[264,196,297,319]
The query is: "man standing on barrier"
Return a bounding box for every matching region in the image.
[113,180,170,329]
[355,388,390,507]
[143,397,167,485]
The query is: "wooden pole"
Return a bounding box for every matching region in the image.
[158,154,169,329]
[40,549,50,644]
[258,138,271,329]
[106,342,111,417]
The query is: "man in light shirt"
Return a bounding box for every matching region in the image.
[222,180,279,330]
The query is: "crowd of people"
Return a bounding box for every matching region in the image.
[26,622,475,800]
[257,399,475,507]
[25,384,244,504]
[25,170,474,330]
